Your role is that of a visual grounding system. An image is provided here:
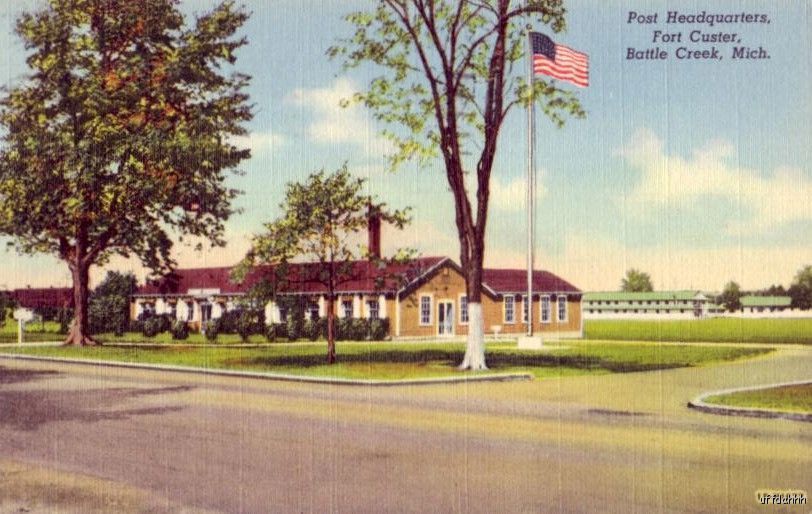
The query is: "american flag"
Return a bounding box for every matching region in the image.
[530,32,589,88]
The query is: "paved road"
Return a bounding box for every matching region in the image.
[1,346,810,513]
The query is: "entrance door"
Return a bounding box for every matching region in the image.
[438,301,454,336]
[200,302,212,324]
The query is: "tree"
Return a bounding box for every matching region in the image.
[718,281,743,312]
[89,270,137,335]
[0,0,252,345]
[788,265,812,310]
[237,165,411,364]
[621,269,653,292]
[330,0,584,370]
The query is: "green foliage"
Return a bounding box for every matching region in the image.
[239,166,413,360]
[89,271,136,334]
[235,311,256,342]
[0,0,252,340]
[621,269,654,293]
[142,317,162,338]
[171,320,189,341]
[369,318,389,341]
[204,320,219,342]
[718,281,743,312]
[329,0,582,169]
[789,265,812,310]
[303,319,320,341]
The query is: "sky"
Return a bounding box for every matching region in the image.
[0,0,809,292]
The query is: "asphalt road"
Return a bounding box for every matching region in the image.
[1,345,810,513]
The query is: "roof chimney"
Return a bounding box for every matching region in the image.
[367,204,381,260]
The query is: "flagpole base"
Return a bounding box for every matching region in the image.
[517,335,544,350]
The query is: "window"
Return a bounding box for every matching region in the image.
[558,295,568,322]
[342,299,353,319]
[522,295,529,323]
[186,301,194,321]
[278,306,288,322]
[504,295,515,324]
[167,303,177,319]
[459,295,469,324]
[367,299,379,320]
[307,303,319,321]
[419,295,432,326]
[540,296,551,323]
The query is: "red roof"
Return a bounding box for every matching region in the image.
[137,257,448,296]
[482,269,580,295]
[136,258,579,298]
[13,287,74,309]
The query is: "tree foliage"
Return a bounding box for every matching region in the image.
[0,0,252,345]
[718,281,743,313]
[89,270,137,335]
[330,0,584,370]
[238,165,412,363]
[788,265,812,310]
[621,268,653,293]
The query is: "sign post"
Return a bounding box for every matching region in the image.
[13,308,35,344]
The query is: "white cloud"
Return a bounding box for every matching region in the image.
[618,128,812,234]
[231,131,287,154]
[288,77,392,153]
[489,173,547,212]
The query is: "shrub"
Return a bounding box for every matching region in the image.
[336,318,353,341]
[264,323,277,342]
[204,320,219,342]
[216,310,240,334]
[171,320,189,341]
[236,312,255,342]
[128,320,144,333]
[303,319,320,341]
[142,317,162,338]
[369,318,389,341]
[286,316,303,341]
[350,318,369,341]
[154,314,173,333]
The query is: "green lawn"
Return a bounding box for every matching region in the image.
[0,341,772,380]
[584,318,812,345]
[704,383,812,413]
[0,320,63,343]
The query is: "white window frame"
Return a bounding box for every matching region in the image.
[459,294,469,325]
[341,299,353,319]
[540,295,551,323]
[557,294,568,322]
[522,295,529,323]
[419,294,433,326]
[504,295,515,324]
[367,299,379,320]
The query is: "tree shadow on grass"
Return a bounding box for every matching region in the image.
[231,350,680,373]
[0,385,192,431]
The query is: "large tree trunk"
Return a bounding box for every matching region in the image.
[64,260,98,346]
[459,254,487,370]
[326,296,336,364]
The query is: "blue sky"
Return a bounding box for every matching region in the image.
[0,0,810,292]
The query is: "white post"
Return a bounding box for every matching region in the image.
[526,30,536,337]
[353,295,361,318]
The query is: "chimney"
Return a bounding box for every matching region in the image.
[367,204,381,260]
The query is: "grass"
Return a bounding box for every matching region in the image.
[0,320,63,343]
[704,383,812,413]
[584,318,812,345]
[0,341,772,380]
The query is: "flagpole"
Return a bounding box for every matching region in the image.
[526,30,535,337]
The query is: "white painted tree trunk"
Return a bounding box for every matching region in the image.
[459,302,487,370]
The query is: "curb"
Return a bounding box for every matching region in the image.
[687,379,812,422]
[0,353,532,387]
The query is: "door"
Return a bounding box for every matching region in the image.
[438,301,454,336]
